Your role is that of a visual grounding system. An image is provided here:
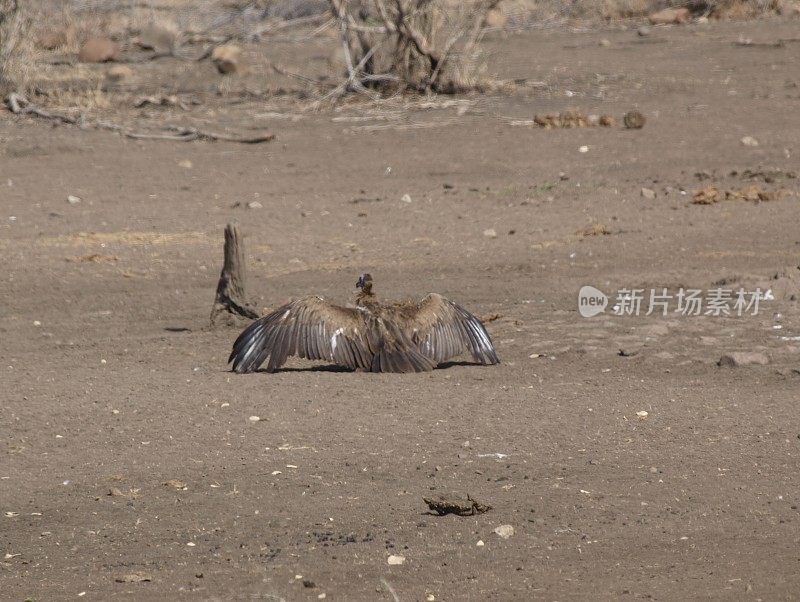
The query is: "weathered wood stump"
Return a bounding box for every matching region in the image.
[210,223,260,326]
[0,0,22,96]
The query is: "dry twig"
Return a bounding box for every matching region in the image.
[5,93,275,144]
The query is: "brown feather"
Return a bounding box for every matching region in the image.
[229,278,498,374]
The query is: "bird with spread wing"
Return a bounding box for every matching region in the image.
[228,273,499,373]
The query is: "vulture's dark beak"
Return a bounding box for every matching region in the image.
[356,275,365,289]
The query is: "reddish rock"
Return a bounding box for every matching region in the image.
[78,37,119,63]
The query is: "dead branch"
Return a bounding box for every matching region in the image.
[210,223,260,326]
[125,126,276,143]
[5,93,80,123]
[5,93,275,144]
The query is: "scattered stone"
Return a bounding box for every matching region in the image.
[211,44,241,74]
[692,186,720,205]
[740,136,759,147]
[476,540,485,546]
[493,524,514,539]
[134,24,178,54]
[247,201,263,210]
[618,346,642,357]
[67,195,81,205]
[387,554,406,565]
[248,415,262,422]
[641,187,656,200]
[599,38,611,47]
[636,410,649,418]
[483,228,497,238]
[401,194,412,203]
[718,352,769,367]
[37,28,67,51]
[623,110,646,129]
[106,65,133,82]
[423,494,492,516]
[579,145,589,153]
[648,7,690,25]
[637,26,651,37]
[78,37,119,63]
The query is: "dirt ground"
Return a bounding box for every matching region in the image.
[2,17,800,601]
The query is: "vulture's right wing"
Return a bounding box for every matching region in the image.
[229,296,374,373]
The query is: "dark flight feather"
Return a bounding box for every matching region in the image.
[228,276,499,374]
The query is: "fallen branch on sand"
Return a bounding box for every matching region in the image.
[4,93,275,144]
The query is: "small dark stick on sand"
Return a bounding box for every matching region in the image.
[210,223,259,326]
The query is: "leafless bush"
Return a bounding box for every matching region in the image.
[327,0,504,96]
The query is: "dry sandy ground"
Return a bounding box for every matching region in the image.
[2,18,800,602]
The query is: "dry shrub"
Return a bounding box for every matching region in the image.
[329,0,503,95]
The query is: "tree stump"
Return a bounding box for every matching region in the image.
[0,0,22,96]
[210,223,260,326]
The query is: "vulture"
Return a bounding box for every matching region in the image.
[228,273,499,373]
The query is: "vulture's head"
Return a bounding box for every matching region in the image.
[356,273,373,293]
